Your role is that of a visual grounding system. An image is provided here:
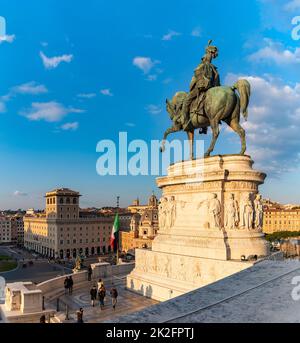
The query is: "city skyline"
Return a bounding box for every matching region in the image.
[1,0,300,210]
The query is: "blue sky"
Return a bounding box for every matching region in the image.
[0,0,300,209]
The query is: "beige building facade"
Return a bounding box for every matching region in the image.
[263,200,300,234]
[23,188,113,259]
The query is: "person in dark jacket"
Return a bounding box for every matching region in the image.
[98,285,106,310]
[88,265,92,281]
[64,277,69,295]
[110,286,118,311]
[90,285,97,307]
[68,276,73,295]
[76,308,84,323]
[40,315,46,323]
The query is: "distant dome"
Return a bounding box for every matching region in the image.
[148,193,158,207]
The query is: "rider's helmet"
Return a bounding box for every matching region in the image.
[205,40,218,58]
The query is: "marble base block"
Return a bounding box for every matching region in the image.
[127,155,270,301]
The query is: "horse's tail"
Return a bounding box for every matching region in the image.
[232,79,251,121]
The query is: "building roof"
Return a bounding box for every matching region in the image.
[45,188,81,197]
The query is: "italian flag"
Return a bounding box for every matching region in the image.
[110,213,120,252]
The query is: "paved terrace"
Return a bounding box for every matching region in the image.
[108,259,300,323]
[48,275,157,323]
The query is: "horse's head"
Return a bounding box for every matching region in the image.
[166,91,187,121]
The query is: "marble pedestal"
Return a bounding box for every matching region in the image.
[127,155,270,301]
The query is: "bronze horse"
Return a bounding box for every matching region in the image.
[161,79,250,159]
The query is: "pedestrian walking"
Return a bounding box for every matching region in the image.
[88,265,92,281]
[76,308,84,323]
[98,284,106,310]
[68,276,73,295]
[110,286,118,311]
[97,278,104,291]
[64,277,69,295]
[90,285,97,307]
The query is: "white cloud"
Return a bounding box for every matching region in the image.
[284,0,300,11]
[162,30,181,41]
[77,93,97,99]
[40,51,73,69]
[0,101,6,113]
[12,81,48,95]
[146,104,162,115]
[100,89,113,96]
[20,101,84,122]
[248,39,300,64]
[162,78,173,84]
[133,56,160,74]
[224,73,300,175]
[146,74,157,81]
[14,191,28,197]
[0,34,16,44]
[61,122,79,131]
[0,82,47,113]
[191,27,201,37]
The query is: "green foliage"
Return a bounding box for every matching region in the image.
[0,254,16,271]
[265,231,300,242]
[0,260,17,272]
[0,255,12,261]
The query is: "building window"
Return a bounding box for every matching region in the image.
[73,239,76,244]
[60,198,63,204]
[66,198,70,204]
[73,198,77,204]
[60,240,63,244]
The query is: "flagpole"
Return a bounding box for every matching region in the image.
[116,196,120,266]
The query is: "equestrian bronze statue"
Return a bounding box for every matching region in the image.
[161,40,250,159]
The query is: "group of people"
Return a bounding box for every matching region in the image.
[90,279,118,311]
[63,276,74,295]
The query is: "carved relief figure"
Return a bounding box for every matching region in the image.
[224,193,239,230]
[254,194,263,231]
[158,197,168,230]
[163,256,171,278]
[241,193,254,230]
[198,193,222,229]
[178,257,186,281]
[193,262,202,283]
[153,254,158,273]
[169,196,177,228]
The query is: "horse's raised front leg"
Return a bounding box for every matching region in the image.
[160,125,181,152]
[187,131,194,160]
[205,120,220,157]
